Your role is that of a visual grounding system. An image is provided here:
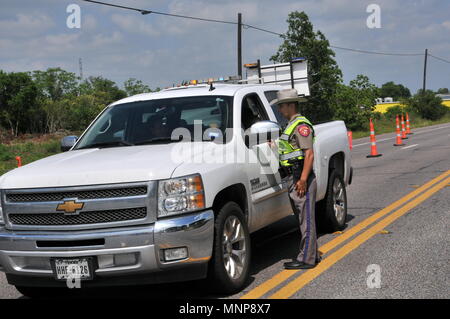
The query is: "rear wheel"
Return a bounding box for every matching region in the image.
[208,202,251,294]
[317,169,347,233]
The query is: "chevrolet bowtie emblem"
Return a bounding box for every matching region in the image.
[56,200,84,215]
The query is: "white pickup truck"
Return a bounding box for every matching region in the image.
[0,62,352,297]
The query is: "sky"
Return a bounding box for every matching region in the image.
[1,0,449,93]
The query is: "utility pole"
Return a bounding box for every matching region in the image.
[422,49,428,93]
[237,13,242,79]
[79,57,83,81]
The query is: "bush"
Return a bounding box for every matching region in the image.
[371,111,383,120]
[384,105,404,120]
[333,75,378,131]
[406,90,447,120]
[44,140,60,153]
[23,142,34,153]
[65,94,106,131]
[0,144,13,161]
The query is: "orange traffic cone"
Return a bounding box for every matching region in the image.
[401,114,408,139]
[347,131,353,150]
[394,115,405,146]
[15,156,22,167]
[406,113,413,135]
[367,119,382,158]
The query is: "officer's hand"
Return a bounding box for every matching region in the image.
[295,179,307,197]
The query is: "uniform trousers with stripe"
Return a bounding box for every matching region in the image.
[288,172,319,265]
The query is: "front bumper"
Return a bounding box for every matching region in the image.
[0,210,214,287]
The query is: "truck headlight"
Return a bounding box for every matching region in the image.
[158,174,205,218]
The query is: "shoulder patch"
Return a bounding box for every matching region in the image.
[297,124,311,137]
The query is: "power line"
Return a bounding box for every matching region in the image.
[243,24,283,36]
[429,53,450,65]
[80,0,151,15]
[330,45,423,56]
[82,0,287,34]
[81,0,235,24]
[79,0,428,58]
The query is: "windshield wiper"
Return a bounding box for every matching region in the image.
[77,140,134,150]
[134,137,181,145]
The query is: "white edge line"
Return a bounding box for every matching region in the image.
[402,144,419,150]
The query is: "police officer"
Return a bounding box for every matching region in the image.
[272,89,320,269]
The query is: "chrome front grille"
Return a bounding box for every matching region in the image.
[6,187,147,202]
[2,182,157,231]
[8,207,147,226]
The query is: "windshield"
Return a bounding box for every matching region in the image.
[74,95,233,149]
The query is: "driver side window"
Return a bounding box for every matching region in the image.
[241,93,269,131]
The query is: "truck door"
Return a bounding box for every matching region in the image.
[240,93,292,231]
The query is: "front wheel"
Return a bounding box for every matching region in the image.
[317,169,348,233]
[208,202,251,294]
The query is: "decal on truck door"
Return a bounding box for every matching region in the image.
[250,178,269,193]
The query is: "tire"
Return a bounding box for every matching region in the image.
[208,202,251,294]
[317,169,347,233]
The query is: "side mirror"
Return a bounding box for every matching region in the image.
[61,136,78,152]
[246,121,281,146]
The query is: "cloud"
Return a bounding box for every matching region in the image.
[1,0,450,92]
[442,21,450,30]
[44,33,80,46]
[91,31,124,46]
[111,14,159,36]
[0,13,54,37]
[83,14,97,30]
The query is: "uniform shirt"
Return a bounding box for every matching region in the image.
[288,113,313,150]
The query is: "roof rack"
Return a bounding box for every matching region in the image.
[243,58,310,96]
[165,57,310,97]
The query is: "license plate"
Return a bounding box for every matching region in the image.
[51,257,94,281]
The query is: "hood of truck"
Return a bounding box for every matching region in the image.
[0,145,189,189]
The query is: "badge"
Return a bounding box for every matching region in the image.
[298,125,311,137]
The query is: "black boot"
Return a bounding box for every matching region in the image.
[283,260,316,269]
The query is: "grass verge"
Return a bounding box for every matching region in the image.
[351,113,450,139]
[0,135,62,176]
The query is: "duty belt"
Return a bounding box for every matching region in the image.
[283,159,304,176]
[279,150,305,161]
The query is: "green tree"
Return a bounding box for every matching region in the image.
[379,81,411,101]
[80,76,126,105]
[436,88,449,94]
[65,93,107,130]
[0,68,142,136]
[41,99,69,133]
[32,68,78,101]
[271,11,342,122]
[406,90,447,120]
[32,68,79,133]
[124,78,151,96]
[333,75,378,131]
[0,71,38,136]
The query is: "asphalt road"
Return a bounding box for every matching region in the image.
[0,123,449,299]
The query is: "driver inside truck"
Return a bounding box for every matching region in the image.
[148,114,169,139]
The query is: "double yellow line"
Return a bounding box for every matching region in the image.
[241,170,450,299]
